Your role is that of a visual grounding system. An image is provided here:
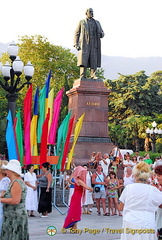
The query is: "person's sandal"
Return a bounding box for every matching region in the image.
[103,213,109,216]
[98,212,101,215]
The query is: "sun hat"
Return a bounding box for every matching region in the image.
[2,159,22,176]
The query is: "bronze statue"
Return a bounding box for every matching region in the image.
[74,8,104,79]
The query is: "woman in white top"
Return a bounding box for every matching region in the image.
[119,161,162,240]
[24,164,38,217]
[123,155,134,173]
[123,167,135,187]
[131,156,138,166]
[82,165,93,214]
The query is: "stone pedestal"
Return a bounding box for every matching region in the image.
[66,78,114,164]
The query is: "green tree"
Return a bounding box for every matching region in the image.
[105,71,162,122]
[108,123,128,148]
[17,35,79,90]
[105,71,162,150]
[149,71,162,93]
[121,115,153,151]
[0,35,80,120]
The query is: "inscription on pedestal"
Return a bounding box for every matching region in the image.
[86,102,100,106]
[70,136,112,143]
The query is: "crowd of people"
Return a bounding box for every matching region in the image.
[1,149,162,239]
[63,148,162,240]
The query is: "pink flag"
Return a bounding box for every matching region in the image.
[48,88,64,144]
[24,84,32,165]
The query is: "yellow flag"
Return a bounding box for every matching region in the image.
[66,113,85,169]
[30,115,38,156]
[47,88,54,134]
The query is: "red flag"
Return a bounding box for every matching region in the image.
[40,108,50,166]
[24,84,32,165]
[61,115,75,171]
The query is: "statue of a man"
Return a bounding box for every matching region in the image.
[74,8,104,79]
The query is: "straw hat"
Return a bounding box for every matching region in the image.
[2,159,22,176]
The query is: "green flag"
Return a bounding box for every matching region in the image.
[37,86,46,143]
[56,111,71,169]
[15,108,23,166]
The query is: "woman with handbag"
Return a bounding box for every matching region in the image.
[92,164,108,216]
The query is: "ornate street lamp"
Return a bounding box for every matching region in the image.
[146,121,162,152]
[0,41,34,120]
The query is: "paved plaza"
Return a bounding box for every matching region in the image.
[28,207,122,240]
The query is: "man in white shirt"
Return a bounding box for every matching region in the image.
[99,153,110,176]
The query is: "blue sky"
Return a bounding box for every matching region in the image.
[1,0,162,57]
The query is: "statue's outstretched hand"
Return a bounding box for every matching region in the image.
[75,45,81,51]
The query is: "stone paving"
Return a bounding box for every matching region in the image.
[28,207,122,240]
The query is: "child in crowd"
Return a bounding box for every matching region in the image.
[111,161,117,174]
[132,156,138,166]
[88,152,96,169]
[107,172,122,216]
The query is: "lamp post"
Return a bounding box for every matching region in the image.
[0,41,34,120]
[146,121,162,153]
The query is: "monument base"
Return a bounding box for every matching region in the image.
[66,78,114,165]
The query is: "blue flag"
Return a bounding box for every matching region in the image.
[34,87,39,115]
[45,70,52,98]
[6,110,18,160]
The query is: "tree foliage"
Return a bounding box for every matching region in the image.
[105,71,162,150]
[0,35,82,155]
[105,71,162,121]
[0,35,81,121]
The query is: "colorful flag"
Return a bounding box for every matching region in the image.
[56,111,71,169]
[13,117,19,161]
[6,110,18,160]
[61,115,75,171]
[40,108,50,166]
[45,70,52,116]
[66,113,85,170]
[15,108,23,165]
[48,88,64,145]
[47,88,54,134]
[30,87,39,155]
[24,84,32,165]
[37,85,46,143]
